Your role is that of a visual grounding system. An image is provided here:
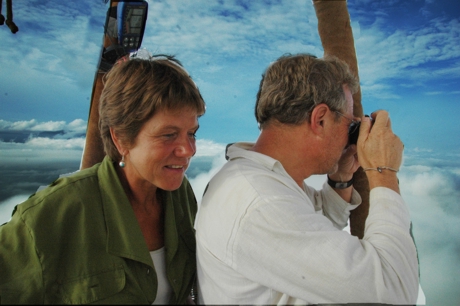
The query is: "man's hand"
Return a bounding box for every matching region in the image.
[357,110,403,193]
[328,144,360,202]
[330,144,360,182]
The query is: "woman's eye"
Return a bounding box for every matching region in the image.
[163,133,177,139]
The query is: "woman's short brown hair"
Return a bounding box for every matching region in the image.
[99,55,206,161]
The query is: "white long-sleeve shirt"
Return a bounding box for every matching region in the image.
[195,142,419,305]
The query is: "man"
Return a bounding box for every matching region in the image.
[195,54,419,304]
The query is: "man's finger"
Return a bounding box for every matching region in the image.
[357,116,372,145]
[371,110,392,130]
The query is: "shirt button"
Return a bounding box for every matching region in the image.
[147,269,150,275]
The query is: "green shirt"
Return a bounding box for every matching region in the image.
[0,156,197,304]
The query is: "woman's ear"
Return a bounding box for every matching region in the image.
[109,127,127,155]
[309,103,329,136]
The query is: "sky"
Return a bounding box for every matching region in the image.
[0,0,459,304]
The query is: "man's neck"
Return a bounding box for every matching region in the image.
[252,122,318,188]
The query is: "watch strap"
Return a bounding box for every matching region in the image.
[327,176,353,189]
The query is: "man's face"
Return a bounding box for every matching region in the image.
[324,84,355,175]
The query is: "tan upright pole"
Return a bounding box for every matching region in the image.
[80,1,120,169]
[313,0,369,238]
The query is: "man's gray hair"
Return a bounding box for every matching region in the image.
[255,53,359,128]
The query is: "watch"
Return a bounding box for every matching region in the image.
[327,176,353,189]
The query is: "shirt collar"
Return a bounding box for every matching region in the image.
[98,156,154,267]
[98,156,190,269]
[226,142,290,177]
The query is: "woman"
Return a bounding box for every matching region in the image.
[0,54,206,304]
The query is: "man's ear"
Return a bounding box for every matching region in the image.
[110,127,127,155]
[309,103,329,136]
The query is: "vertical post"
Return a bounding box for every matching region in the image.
[313,0,369,238]
[2,0,19,33]
[80,0,120,169]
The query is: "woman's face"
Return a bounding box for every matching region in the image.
[123,107,199,191]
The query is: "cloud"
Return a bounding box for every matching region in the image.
[348,5,460,101]
[0,0,104,89]
[0,119,86,167]
[0,119,86,133]
[26,137,85,150]
[398,164,460,304]
[143,0,319,62]
[0,195,30,225]
[195,139,227,157]
[401,165,460,215]
[189,152,227,204]
[4,0,458,135]
[403,148,460,169]
[7,119,67,131]
[0,140,84,164]
[67,119,87,132]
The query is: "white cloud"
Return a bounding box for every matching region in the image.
[143,0,318,62]
[350,10,460,100]
[66,119,88,133]
[0,119,87,133]
[398,165,460,304]
[0,141,84,164]
[0,0,104,89]
[0,137,85,153]
[0,195,29,225]
[412,147,433,153]
[25,137,85,150]
[0,119,86,164]
[195,139,226,157]
[189,152,227,204]
[8,119,40,131]
[31,121,67,131]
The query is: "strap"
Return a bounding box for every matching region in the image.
[362,166,399,173]
[327,176,353,189]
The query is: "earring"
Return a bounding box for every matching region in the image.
[119,155,125,168]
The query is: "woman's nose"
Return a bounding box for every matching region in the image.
[175,137,196,157]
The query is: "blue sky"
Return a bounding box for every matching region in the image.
[1,0,459,304]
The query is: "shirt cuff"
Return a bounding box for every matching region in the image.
[323,181,362,211]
